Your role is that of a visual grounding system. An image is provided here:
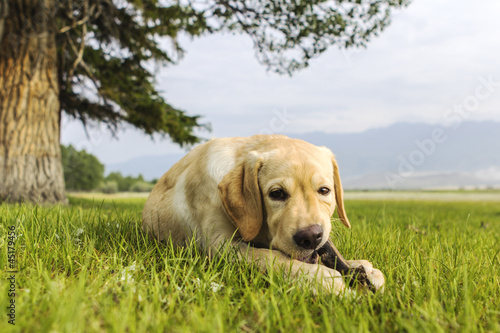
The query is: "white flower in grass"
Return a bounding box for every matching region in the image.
[174,277,224,293]
[72,228,85,245]
[49,281,65,294]
[120,261,138,283]
[210,282,224,293]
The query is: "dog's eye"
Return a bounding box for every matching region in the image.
[318,187,330,195]
[269,189,287,200]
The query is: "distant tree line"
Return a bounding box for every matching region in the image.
[61,145,156,193]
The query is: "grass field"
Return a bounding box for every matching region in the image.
[1,194,499,332]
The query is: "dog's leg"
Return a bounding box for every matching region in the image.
[234,242,348,295]
[318,240,384,292]
[205,231,349,295]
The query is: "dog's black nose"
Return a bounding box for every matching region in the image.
[293,225,323,250]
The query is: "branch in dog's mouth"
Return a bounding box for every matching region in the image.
[317,240,351,274]
[318,240,375,291]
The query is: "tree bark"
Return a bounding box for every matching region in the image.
[0,0,66,204]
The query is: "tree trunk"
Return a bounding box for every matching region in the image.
[0,0,66,204]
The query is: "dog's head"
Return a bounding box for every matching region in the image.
[218,136,350,262]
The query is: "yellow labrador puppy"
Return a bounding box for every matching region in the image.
[142,135,384,294]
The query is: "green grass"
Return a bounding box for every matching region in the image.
[1,196,499,332]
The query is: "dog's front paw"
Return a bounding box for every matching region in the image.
[295,263,347,296]
[347,260,385,293]
[316,265,347,295]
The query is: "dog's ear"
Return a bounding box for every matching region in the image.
[218,153,263,241]
[332,156,351,229]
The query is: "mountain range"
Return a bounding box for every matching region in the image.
[106,120,500,190]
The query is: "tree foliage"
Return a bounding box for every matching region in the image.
[61,145,105,191]
[49,0,410,143]
[60,147,156,192]
[105,172,140,192]
[104,172,155,192]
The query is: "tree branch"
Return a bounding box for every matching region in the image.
[65,30,101,101]
[58,1,101,34]
[0,0,8,45]
[66,24,86,83]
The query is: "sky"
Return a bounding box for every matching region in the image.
[61,0,500,165]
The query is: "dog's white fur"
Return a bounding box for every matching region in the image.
[142,135,384,294]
